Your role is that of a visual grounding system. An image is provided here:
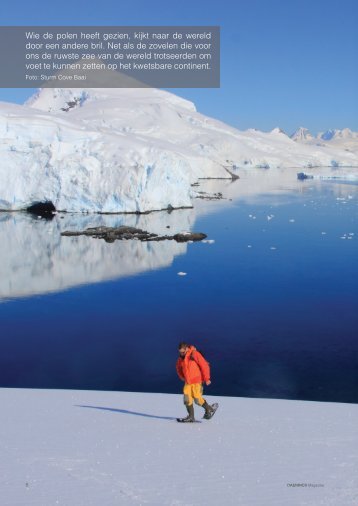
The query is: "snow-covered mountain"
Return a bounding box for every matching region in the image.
[1,87,358,213]
[290,127,314,142]
[291,126,358,150]
[318,128,358,141]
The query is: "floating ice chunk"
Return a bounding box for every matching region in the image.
[270,246,277,250]
[321,232,327,235]
[342,232,354,240]
[267,214,274,221]
[289,219,295,223]
[177,272,187,276]
[247,245,252,248]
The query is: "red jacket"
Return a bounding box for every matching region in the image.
[176,346,210,384]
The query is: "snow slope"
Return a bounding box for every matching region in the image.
[1,87,358,213]
[0,388,357,506]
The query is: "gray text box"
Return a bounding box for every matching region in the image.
[0,26,220,88]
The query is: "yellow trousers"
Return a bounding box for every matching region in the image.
[183,383,205,406]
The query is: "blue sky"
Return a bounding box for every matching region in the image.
[1,0,357,135]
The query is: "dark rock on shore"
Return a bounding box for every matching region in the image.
[62,226,157,243]
[61,226,207,243]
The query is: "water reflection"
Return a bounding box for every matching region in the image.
[0,209,194,300]
[1,166,357,301]
[199,167,358,210]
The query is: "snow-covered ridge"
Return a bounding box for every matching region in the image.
[318,128,358,141]
[1,87,358,213]
[291,126,358,146]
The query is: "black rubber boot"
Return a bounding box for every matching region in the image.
[202,400,214,419]
[181,404,195,422]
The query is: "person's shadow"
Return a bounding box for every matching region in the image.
[75,404,176,421]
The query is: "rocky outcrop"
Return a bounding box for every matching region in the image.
[61,226,207,243]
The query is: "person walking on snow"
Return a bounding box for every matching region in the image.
[176,342,218,422]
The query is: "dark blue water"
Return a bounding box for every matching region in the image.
[1,180,357,403]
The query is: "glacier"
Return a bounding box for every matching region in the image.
[0,87,358,213]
